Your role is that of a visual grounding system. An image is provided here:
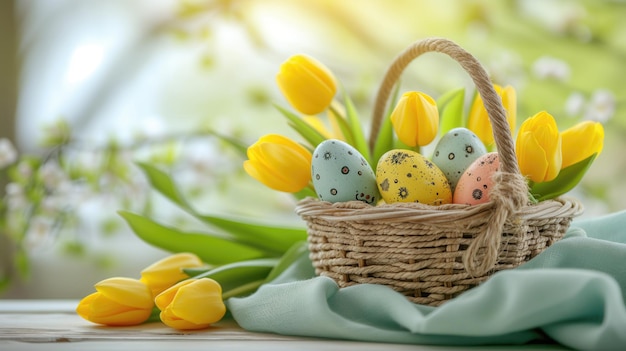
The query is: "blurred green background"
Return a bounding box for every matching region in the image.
[0,0,624,298]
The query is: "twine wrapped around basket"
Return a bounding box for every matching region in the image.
[295,37,584,306]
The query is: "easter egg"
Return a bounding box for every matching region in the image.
[432,127,487,192]
[453,152,500,205]
[376,149,452,205]
[311,139,380,204]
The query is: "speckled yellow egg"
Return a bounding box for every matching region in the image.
[376,149,452,205]
[453,152,500,205]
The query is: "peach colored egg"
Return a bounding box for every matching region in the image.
[453,152,500,205]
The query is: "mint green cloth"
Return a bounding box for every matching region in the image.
[227,210,626,350]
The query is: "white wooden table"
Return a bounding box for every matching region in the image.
[0,300,568,350]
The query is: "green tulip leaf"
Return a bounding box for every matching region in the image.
[372,83,401,165]
[204,129,249,157]
[187,258,278,293]
[530,153,597,201]
[222,279,266,300]
[274,104,327,148]
[437,88,465,136]
[342,89,373,165]
[135,162,188,208]
[293,185,317,200]
[135,162,307,254]
[372,115,394,167]
[118,211,267,265]
[264,240,309,283]
[145,307,162,323]
[328,105,356,147]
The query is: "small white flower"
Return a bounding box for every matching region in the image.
[39,161,68,190]
[5,182,27,210]
[564,92,586,117]
[532,56,571,82]
[25,216,55,249]
[0,138,18,169]
[486,51,525,88]
[585,89,616,123]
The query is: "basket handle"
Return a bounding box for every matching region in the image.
[370,38,529,276]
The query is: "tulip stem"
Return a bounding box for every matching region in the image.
[222,279,265,300]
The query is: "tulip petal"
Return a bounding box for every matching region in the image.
[140,253,203,296]
[156,279,225,330]
[391,96,418,147]
[169,279,225,325]
[90,308,153,326]
[88,294,135,318]
[500,85,517,135]
[160,306,209,330]
[517,132,549,183]
[295,55,336,95]
[247,144,310,192]
[390,92,438,147]
[155,280,194,310]
[468,85,517,147]
[561,121,604,168]
[276,54,337,115]
[76,292,99,320]
[415,93,439,146]
[244,134,312,193]
[95,277,153,309]
[468,93,494,146]
[77,290,152,326]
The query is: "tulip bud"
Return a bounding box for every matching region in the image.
[390,91,439,147]
[243,134,312,193]
[560,121,604,169]
[276,54,337,115]
[155,278,226,330]
[76,277,154,326]
[468,84,516,146]
[515,111,562,183]
[140,253,204,297]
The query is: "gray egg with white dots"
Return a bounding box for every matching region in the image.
[311,139,380,204]
[432,127,487,192]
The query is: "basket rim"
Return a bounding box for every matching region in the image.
[295,196,584,223]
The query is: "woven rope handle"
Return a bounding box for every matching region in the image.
[370,38,521,176]
[370,38,529,276]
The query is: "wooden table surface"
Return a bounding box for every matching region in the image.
[0,300,569,351]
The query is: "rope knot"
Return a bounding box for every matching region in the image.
[462,171,529,277]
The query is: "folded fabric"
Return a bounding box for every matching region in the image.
[227,210,626,351]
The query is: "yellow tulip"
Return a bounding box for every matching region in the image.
[390,91,439,147]
[560,121,604,169]
[468,84,516,146]
[515,111,562,183]
[244,134,312,193]
[276,54,337,115]
[76,277,154,326]
[140,253,204,297]
[155,278,226,330]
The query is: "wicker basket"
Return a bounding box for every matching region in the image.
[295,38,584,306]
